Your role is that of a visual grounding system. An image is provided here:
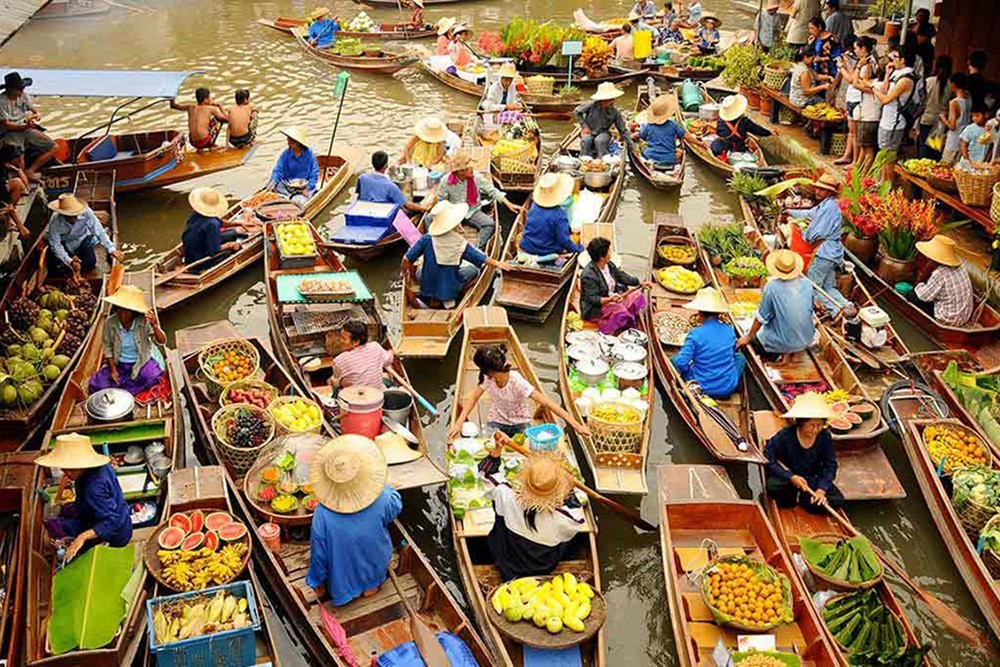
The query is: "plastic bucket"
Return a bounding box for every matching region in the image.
[382,389,413,425]
[680,79,703,111]
[258,522,281,552]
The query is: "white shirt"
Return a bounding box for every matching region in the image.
[489,482,584,547]
[879,67,915,131]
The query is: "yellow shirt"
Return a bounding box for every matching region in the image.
[410,138,444,168]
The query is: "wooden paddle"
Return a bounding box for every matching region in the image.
[386,367,438,416]
[107,263,125,296]
[156,236,257,284]
[386,565,452,667]
[492,432,658,532]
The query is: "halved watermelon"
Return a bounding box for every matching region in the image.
[830,401,850,415]
[205,512,232,532]
[850,403,876,416]
[218,523,248,541]
[157,526,185,550]
[189,509,205,534]
[844,411,863,425]
[181,532,205,551]
[829,417,853,432]
[168,513,192,535]
[204,531,220,552]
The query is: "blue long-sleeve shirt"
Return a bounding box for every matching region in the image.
[791,196,844,264]
[756,276,816,354]
[764,424,838,491]
[308,18,339,48]
[74,464,133,546]
[640,119,686,165]
[518,204,582,256]
[671,317,743,397]
[270,146,320,193]
[405,234,487,302]
[45,208,117,267]
[181,212,223,265]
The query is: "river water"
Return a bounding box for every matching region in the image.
[3,0,998,664]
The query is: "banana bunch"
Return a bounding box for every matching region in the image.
[158,544,248,592]
[491,572,596,634]
[152,590,252,646]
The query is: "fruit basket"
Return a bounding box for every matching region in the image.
[219,379,279,409]
[211,403,276,475]
[144,510,251,593]
[798,534,884,591]
[701,555,794,631]
[921,421,988,476]
[656,265,703,294]
[524,75,555,96]
[656,236,697,266]
[198,339,260,389]
[243,433,328,526]
[268,396,324,434]
[274,220,318,269]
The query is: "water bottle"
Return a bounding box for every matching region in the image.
[55,543,67,571]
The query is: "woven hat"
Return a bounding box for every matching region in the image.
[591,82,624,102]
[375,432,423,465]
[188,186,229,217]
[765,248,804,280]
[436,17,456,35]
[497,62,518,79]
[640,94,677,125]
[47,193,87,216]
[685,287,729,313]
[627,10,641,21]
[103,284,151,313]
[700,13,722,27]
[451,24,471,36]
[445,149,474,172]
[513,451,575,512]
[916,234,962,267]
[428,201,468,236]
[411,0,424,7]
[414,116,447,143]
[310,7,330,19]
[810,173,841,194]
[36,433,109,470]
[280,126,309,148]
[533,172,574,208]
[767,0,780,9]
[309,434,388,514]
[782,392,834,420]
[719,94,749,122]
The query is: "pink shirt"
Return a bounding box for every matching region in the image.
[482,370,535,426]
[333,342,393,389]
[436,35,450,56]
[451,41,475,67]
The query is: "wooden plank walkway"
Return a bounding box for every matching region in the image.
[0,0,50,45]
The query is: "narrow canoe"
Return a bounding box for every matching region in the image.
[627,86,686,190]
[912,351,1000,448]
[358,0,466,6]
[0,452,39,667]
[657,463,839,667]
[154,149,363,312]
[682,86,767,178]
[643,215,764,464]
[258,17,436,39]
[448,306,605,666]
[292,28,419,74]
[474,112,544,194]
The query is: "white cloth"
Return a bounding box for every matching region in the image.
[430,228,468,266]
[488,483,584,547]
[482,80,521,112]
[943,96,971,162]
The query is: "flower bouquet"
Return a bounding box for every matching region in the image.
[579,36,613,78]
[873,190,941,283]
[838,152,892,263]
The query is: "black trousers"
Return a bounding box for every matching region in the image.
[906,286,936,318]
[766,473,845,515]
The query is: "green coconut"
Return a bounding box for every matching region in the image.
[51,354,71,370]
[0,385,17,407]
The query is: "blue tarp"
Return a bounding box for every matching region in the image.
[0,68,199,98]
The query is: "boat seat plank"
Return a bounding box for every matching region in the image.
[462,507,595,537]
[593,466,649,495]
[765,352,824,384]
[671,528,754,549]
[682,593,716,621]
[658,464,740,504]
[333,572,420,625]
[688,621,809,652]
[673,546,747,572]
[388,456,448,489]
[348,618,422,659]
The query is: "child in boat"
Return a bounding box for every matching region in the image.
[225,89,258,149]
[170,86,229,150]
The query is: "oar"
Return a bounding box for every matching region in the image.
[386,565,452,667]
[386,367,438,416]
[156,237,257,284]
[493,432,658,532]
[107,263,125,296]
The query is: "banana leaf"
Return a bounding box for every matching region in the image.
[49,544,136,654]
[799,537,835,567]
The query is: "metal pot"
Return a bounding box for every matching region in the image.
[553,155,581,172]
[124,446,145,465]
[566,342,603,363]
[698,103,719,121]
[144,441,166,462]
[582,169,613,189]
[612,361,646,390]
[147,455,173,482]
[85,388,135,422]
[618,328,648,348]
[611,341,647,364]
[382,389,413,425]
[574,357,610,386]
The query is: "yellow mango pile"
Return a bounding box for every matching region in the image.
[491,572,596,634]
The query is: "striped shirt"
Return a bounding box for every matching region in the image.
[333,342,393,388]
[482,370,535,426]
[914,264,974,326]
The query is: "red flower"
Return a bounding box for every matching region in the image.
[861,177,875,189]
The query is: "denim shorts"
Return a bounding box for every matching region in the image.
[878,127,906,151]
[846,101,859,120]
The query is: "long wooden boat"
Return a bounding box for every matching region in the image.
[153,148,363,312]
[32,0,111,19]
[449,306,605,666]
[682,86,767,178]
[292,28,419,74]
[0,170,117,453]
[0,452,39,667]
[359,0,465,6]
[327,209,423,262]
[627,86,686,191]
[657,463,839,667]
[398,201,501,358]
[258,16,436,39]
[643,216,764,464]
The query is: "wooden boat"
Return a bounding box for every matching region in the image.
[643,216,763,464]
[0,170,117,453]
[153,148,363,312]
[493,127,625,323]
[449,306,605,666]
[359,0,465,6]
[258,16,436,39]
[0,452,39,667]
[682,86,767,179]
[292,28,419,74]
[658,463,839,667]
[397,202,501,358]
[474,112,543,194]
[326,209,423,262]
[627,85,686,191]
[32,0,111,19]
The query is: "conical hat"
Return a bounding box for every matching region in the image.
[591,82,624,101]
[36,433,109,469]
[533,172,574,208]
[414,116,447,143]
[685,287,729,313]
[280,126,309,148]
[188,187,229,217]
[309,434,388,513]
[782,392,834,420]
[375,432,423,465]
[640,94,678,125]
[916,235,961,267]
[719,94,748,122]
[103,284,151,313]
[427,201,468,236]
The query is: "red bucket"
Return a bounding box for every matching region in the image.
[338,385,384,440]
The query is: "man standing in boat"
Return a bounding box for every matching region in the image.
[170,87,230,151]
[0,72,58,181]
[574,83,635,159]
[45,193,123,277]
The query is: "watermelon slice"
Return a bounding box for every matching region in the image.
[850,403,876,416]
[204,531,220,552]
[218,523,248,541]
[844,411,863,425]
[830,401,850,415]
[189,509,205,534]
[157,526,185,550]
[829,417,853,432]
[168,513,192,536]
[205,512,232,532]
[181,532,205,551]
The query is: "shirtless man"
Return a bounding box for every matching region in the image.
[170,87,229,150]
[225,89,258,149]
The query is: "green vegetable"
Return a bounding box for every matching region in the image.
[697,223,756,264]
[824,590,916,664]
[723,256,768,280]
[721,43,763,89]
[801,536,883,584]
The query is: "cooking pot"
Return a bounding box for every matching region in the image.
[611,341,647,364]
[382,389,413,426]
[698,103,719,121]
[86,388,135,422]
[582,169,613,190]
[612,361,646,390]
[144,441,165,461]
[553,155,581,172]
[574,357,610,386]
[124,446,145,465]
[566,342,603,363]
[618,328,648,348]
[147,455,173,482]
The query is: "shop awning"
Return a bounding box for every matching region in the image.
[0,68,200,98]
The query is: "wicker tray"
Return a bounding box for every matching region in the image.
[981,514,1000,578]
[700,555,794,632]
[143,517,252,593]
[830,401,883,439]
[212,403,276,476]
[656,236,698,266]
[801,533,884,591]
[485,583,606,650]
[242,433,329,526]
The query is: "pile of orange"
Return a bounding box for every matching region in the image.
[924,423,989,474]
[212,350,255,385]
[704,559,791,629]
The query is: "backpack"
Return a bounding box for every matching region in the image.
[898,71,925,130]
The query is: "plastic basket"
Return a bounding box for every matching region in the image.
[981,514,1000,578]
[587,402,643,456]
[146,580,260,667]
[268,395,324,434]
[955,164,1000,208]
[525,75,554,96]
[219,379,280,408]
[778,106,796,125]
[211,403,276,476]
[198,339,260,389]
[991,182,1000,225]
[762,66,788,91]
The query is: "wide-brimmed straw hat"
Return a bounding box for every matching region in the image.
[497,62,518,79]
[809,173,841,194]
[916,235,962,267]
[36,433,109,470]
[766,0,781,9]
[700,13,722,27]
[411,0,424,7]
[375,432,423,465]
[309,7,330,19]
[48,193,87,217]
[685,287,729,313]
[513,451,575,512]
[765,248,804,280]
[427,201,468,236]
[719,94,749,122]
[188,186,229,217]
[627,10,641,21]
[639,94,678,125]
[782,392,834,420]
[309,434,388,513]
[445,149,474,172]
[591,82,624,102]
[436,17,456,35]
[414,116,448,143]
[103,284,151,313]
[280,126,309,148]
[451,23,470,36]
[533,172,575,208]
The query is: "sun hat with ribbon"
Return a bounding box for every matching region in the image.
[782,392,834,420]
[280,126,310,148]
[436,17,456,35]
[188,187,229,218]
[591,82,625,102]
[445,149,474,173]
[309,7,330,20]
[639,94,678,125]
[685,287,729,313]
[414,116,448,144]
[916,234,962,267]
[36,433,110,469]
[309,434,388,514]
[374,432,423,465]
[427,201,469,236]
[719,94,749,122]
[765,248,804,280]
[533,172,575,208]
[103,284,151,313]
[497,62,518,79]
[513,451,575,512]
[48,193,87,217]
[700,13,722,27]
[809,172,841,194]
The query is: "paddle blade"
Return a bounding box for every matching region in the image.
[107,263,125,295]
[410,616,452,667]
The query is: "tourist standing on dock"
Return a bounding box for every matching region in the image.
[786,0,820,49]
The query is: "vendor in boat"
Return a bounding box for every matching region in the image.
[268,127,319,205]
[402,201,509,308]
[1,144,29,246]
[406,0,424,26]
[448,24,476,68]
[636,94,686,167]
[89,284,166,395]
[631,0,658,19]
[401,116,453,169]
[709,94,773,158]
[610,23,635,61]
[182,187,244,270]
[438,151,520,249]
[448,344,590,440]
[574,83,635,159]
[356,151,427,213]
[737,249,817,357]
[38,433,132,563]
[330,319,393,391]
[307,7,340,48]
[671,287,746,398]
[0,72,58,181]
[909,235,974,326]
[481,62,524,112]
[518,173,582,259]
[696,14,721,54]
[306,435,402,606]
[658,18,686,45]
[45,193,123,276]
[765,392,845,514]
[435,18,456,55]
[580,236,652,335]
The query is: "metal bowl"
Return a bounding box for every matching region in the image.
[285,178,308,192]
[582,169,614,189]
[553,155,581,172]
[575,357,610,386]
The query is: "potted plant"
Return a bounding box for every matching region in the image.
[874,191,942,285]
[839,153,891,264]
[867,0,905,39]
[721,44,763,110]
[580,36,613,79]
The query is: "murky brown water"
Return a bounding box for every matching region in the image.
[4,0,998,663]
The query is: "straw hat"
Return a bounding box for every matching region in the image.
[414,116,448,144]
[48,193,87,217]
[411,0,424,7]
[36,433,109,470]
[309,6,330,20]
[627,10,641,21]
[375,432,423,465]
[445,149,474,172]
[427,201,468,236]
[309,434,388,514]
[533,172,574,208]
[700,13,722,27]
[513,451,575,512]
[766,0,781,9]
[719,94,749,122]
[591,82,625,102]
[280,126,309,148]
[765,248,804,280]
[436,17,456,35]
[782,392,834,420]
[451,23,470,36]
[916,235,962,267]
[809,173,841,194]
[103,284,151,313]
[640,94,678,125]
[685,287,729,313]
[497,62,518,79]
[188,187,229,218]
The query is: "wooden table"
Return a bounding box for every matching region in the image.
[894,165,996,234]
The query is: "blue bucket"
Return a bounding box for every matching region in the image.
[525,423,563,451]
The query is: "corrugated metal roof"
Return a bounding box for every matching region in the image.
[0,0,50,46]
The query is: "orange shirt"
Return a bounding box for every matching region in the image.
[436,35,450,56]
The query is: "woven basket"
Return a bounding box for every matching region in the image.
[762,66,788,90]
[525,75,554,96]
[959,495,997,541]
[493,143,535,165]
[268,396,324,434]
[955,165,1000,208]
[701,555,794,632]
[778,106,796,125]
[588,402,643,456]
[198,338,260,388]
[980,514,1000,578]
[991,182,1000,225]
[829,132,848,157]
[211,403,276,476]
[497,157,536,174]
[801,533,884,591]
[219,379,280,408]
[143,518,252,592]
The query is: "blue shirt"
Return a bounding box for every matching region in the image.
[117,321,139,363]
[519,204,582,256]
[356,172,407,206]
[181,212,223,265]
[640,119,686,165]
[765,424,838,491]
[270,146,320,192]
[305,485,402,606]
[756,276,816,354]
[698,28,720,51]
[671,317,742,397]
[75,464,133,547]
[961,123,989,162]
[45,208,117,267]
[792,196,844,265]
[405,234,488,302]
[308,18,339,48]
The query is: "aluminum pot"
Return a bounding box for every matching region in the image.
[85,388,135,423]
[611,341,647,364]
[582,169,614,189]
[613,361,646,390]
[382,389,413,425]
[575,357,610,386]
[553,155,581,172]
[698,103,720,121]
[619,328,649,348]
